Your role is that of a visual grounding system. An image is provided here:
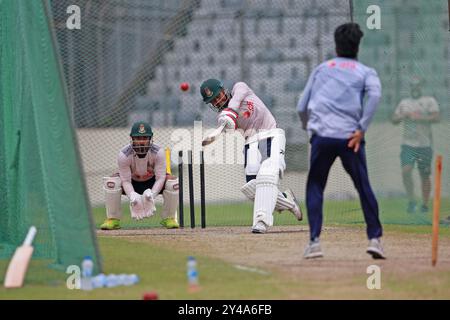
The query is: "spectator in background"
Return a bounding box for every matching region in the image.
[391,76,440,214]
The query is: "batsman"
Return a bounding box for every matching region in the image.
[200,79,303,234]
[100,121,179,230]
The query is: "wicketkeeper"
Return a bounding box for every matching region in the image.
[101,121,179,230]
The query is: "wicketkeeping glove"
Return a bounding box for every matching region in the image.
[129,192,145,220]
[142,189,156,218]
[129,191,140,206]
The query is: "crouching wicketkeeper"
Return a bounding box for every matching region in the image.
[101,121,179,230]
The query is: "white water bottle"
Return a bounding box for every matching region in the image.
[80,256,94,291]
[91,273,106,288]
[105,274,119,288]
[187,256,199,292]
[123,274,139,286]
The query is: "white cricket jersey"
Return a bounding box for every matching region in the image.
[394,96,440,147]
[219,82,277,140]
[118,143,166,195]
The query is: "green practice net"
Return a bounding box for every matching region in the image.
[46,0,449,229]
[0,0,101,285]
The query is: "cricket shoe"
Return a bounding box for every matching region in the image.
[160,217,179,229]
[420,204,429,213]
[284,188,303,221]
[406,201,417,214]
[252,221,268,234]
[366,238,386,259]
[100,218,121,230]
[441,216,450,224]
[303,239,323,259]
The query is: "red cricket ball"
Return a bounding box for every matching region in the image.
[142,291,159,300]
[180,82,190,91]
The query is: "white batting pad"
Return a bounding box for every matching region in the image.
[252,159,279,228]
[103,176,122,219]
[241,179,257,201]
[241,177,294,212]
[276,191,295,211]
[161,178,179,220]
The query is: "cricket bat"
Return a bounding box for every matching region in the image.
[3,226,37,288]
[202,122,227,146]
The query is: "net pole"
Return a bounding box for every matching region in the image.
[448,0,450,31]
[349,0,354,23]
[431,155,443,267]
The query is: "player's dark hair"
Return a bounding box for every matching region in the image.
[334,23,364,59]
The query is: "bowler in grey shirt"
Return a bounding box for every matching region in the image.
[297,23,385,260]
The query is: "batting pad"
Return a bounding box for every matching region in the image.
[161,178,179,220]
[253,160,280,227]
[241,180,294,211]
[276,191,295,211]
[103,176,122,219]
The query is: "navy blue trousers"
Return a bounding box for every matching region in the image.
[306,135,382,241]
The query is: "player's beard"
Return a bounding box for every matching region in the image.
[211,91,230,112]
[132,140,151,157]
